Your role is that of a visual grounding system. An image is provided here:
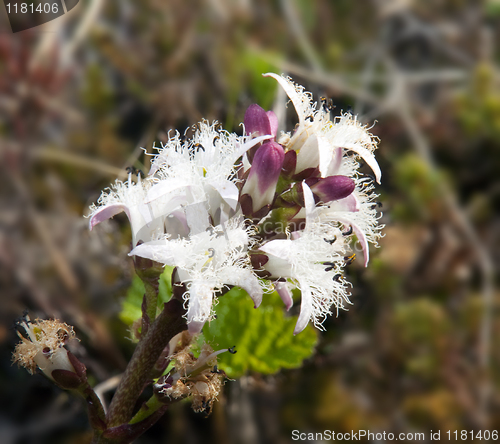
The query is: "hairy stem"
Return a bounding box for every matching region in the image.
[106,298,186,427]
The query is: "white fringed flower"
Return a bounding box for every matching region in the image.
[130,215,263,334]
[263,73,381,183]
[88,172,185,247]
[89,173,152,246]
[259,184,352,334]
[89,121,271,248]
[315,181,382,267]
[145,120,271,226]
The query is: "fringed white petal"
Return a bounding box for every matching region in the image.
[129,240,176,264]
[138,194,188,225]
[260,239,294,262]
[295,134,320,173]
[294,283,313,335]
[263,73,306,128]
[327,194,360,212]
[317,135,336,177]
[187,281,214,334]
[210,180,240,210]
[145,179,191,204]
[89,203,130,230]
[222,268,263,308]
[184,201,210,235]
[334,142,381,184]
[325,147,343,177]
[234,134,274,159]
[302,182,316,223]
[163,210,190,238]
[335,215,370,267]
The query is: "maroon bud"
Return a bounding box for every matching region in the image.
[244,105,278,163]
[304,177,320,188]
[253,142,285,192]
[310,175,355,203]
[242,141,284,212]
[244,104,277,139]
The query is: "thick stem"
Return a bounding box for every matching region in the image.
[106,299,186,427]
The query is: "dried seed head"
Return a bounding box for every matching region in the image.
[12,317,78,380]
[155,341,228,414]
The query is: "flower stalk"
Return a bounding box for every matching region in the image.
[105,297,187,428]
[133,255,164,335]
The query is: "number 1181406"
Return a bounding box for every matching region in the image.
[5,3,59,13]
[447,430,498,440]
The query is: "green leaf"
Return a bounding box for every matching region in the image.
[119,266,174,328]
[157,265,174,305]
[203,287,318,378]
[119,275,145,327]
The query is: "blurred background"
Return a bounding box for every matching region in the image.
[1,0,499,443]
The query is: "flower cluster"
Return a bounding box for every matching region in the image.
[89,74,382,335]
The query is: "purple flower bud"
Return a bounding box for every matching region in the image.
[252,142,285,192]
[267,110,278,138]
[244,104,278,139]
[241,141,285,212]
[310,175,355,203]
[244,105,279,164]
